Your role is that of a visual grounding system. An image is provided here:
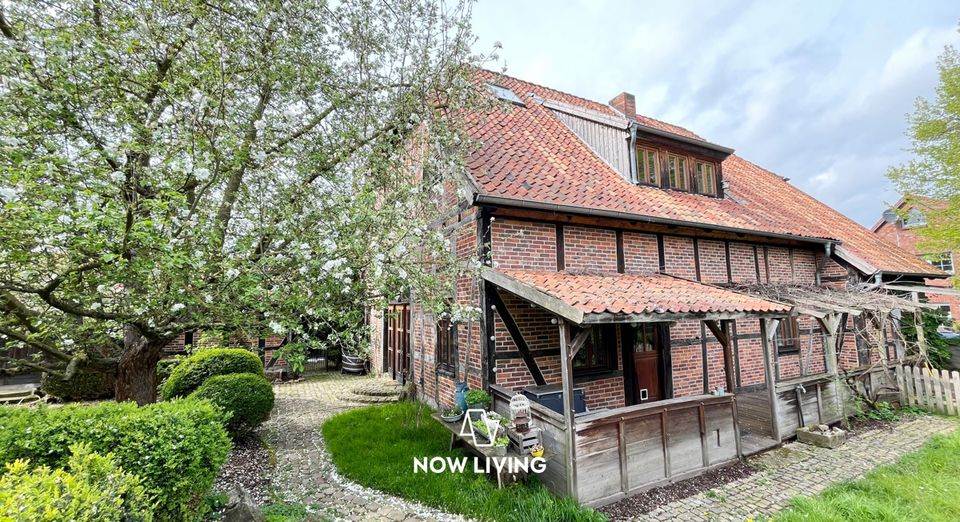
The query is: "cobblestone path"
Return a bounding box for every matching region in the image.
[263,372,463,522]
[638,415,958,521]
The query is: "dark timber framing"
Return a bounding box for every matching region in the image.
[490,287,547,386]
[556,223,565,271]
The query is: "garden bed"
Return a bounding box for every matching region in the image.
[322,401,603,522]
[599,461,755,520]
[214,434,273,505]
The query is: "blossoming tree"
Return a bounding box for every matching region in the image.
[0,0,489,404]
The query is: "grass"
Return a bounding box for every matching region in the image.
[775,428,960,522]
[322,401,604,522]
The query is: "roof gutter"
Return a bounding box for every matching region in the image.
[474,194,836,246]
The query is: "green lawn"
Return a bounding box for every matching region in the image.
[776,427,960,522]
[322,401,603,522]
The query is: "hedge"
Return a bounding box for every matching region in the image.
[0,399,231,521]
[190,373,275,438]
[160,349,263,400]
[155,356,184,387]
[40,370,115,401]
[0,443,152,522]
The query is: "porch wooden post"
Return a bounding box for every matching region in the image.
[817,313,844,421]
[558,320,578,500]
[760,318,783,442]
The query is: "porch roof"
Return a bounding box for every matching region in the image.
[481,269,791,324]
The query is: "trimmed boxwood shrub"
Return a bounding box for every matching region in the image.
[0,443,152,521]
[190,373,275,438]
[156,356,184,386]
[40,370,115,401]
[0,399,231,521]
[161,348,263,400]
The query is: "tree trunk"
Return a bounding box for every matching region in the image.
[116,327,163,405]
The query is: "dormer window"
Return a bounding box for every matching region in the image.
[666,154,688,191]
[694,161,718,196]
[903,208,926,228]
[637,147,659,185]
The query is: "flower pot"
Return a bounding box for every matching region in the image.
[341,351,367,374]
[530,448,544,458]
[441,412,464,423]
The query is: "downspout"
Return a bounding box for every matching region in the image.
[816,242,833,286]
[627,123,639,184]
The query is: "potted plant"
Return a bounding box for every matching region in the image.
[471,418,492,440]
[492,436,510,457]
[530,442,545,458]
[465,389,492,419]
[440,406,463,423]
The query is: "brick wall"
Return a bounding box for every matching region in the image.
[663,236,697,279]
[622,232,659,274]
[491,219,556,271]
[564,226,617,272]
[698,239,728,283]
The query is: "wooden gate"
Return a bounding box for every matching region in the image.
[385,303,410,383]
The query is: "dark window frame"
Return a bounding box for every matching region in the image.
[923,252,954,274]
[776,317,800,356]
[636,147,659,186]
[436,318,458,372]
[572,324,618,375]
[693,161,718,196]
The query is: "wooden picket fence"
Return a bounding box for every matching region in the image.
[896,365,960,416]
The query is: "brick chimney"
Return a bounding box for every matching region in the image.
[609,92,636,120]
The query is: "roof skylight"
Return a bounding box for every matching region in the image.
[486,83,525,106]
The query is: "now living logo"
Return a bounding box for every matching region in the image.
[412,409,547,475]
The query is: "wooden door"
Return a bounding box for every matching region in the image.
[385,303,410,382]
[628,323,662,404]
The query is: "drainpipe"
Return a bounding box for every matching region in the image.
[816,243,833,286]
[627,124,639,184]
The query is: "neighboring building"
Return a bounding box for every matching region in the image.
[370,71,945,506]
[872,196,960,330]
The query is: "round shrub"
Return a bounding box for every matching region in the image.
[161,348,263,400]
[0,444,152,522]
[155,356,184,386]
[0,399,231,521]
[40,370,115,401]
[190,373,275,438]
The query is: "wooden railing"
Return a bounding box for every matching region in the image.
[573,394,740,507]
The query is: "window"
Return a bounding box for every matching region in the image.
[694,162,717,196]
[666,154,688,191]
[573,324,616,373]
[776,317,799,355]
[923,252,954,273]
[632,323,658,353]
[485,83,524,106]
[637,148,659,185]
[903,208,926,228]
[436,318,457,369]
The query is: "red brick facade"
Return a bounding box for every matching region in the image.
[372,204,882,413]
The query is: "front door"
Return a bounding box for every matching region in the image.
[624,323,665,405]
[384,303,410,383]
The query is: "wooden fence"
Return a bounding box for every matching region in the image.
[896,365,960,416]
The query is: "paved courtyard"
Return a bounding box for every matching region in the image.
[263,372,463,522]
[639,415,959,521]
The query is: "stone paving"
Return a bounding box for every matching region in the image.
[638,415,959,522]
[263,372,463,522]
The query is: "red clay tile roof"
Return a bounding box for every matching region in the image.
[468,70,941,277]
[497,269,790,319]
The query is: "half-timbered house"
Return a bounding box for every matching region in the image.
[370,71,945,506]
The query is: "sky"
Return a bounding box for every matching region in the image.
[470,0,960,227]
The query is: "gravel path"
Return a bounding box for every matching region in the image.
[263,372,464,522]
